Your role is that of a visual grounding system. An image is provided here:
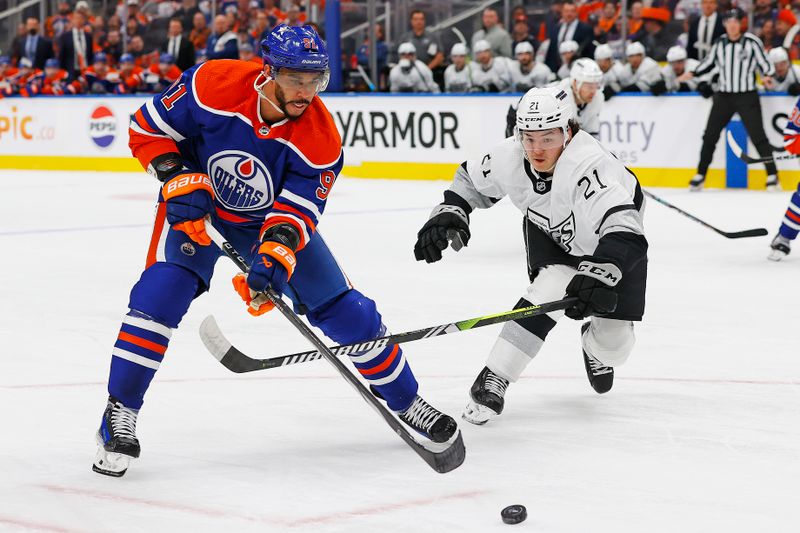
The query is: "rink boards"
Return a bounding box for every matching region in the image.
[0,93,798,189]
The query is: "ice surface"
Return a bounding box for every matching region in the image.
[0,170,798,532]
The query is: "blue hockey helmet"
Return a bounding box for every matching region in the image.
[45,58,60,69]
[260,24,329,74]
[120,53,134,64]
[0,56,11,66]
[92,51,107,64]
[159,53,175,64]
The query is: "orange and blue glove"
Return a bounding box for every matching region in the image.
[233,241,297,316]
[161,173,215,246]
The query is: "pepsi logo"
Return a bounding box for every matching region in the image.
[88,105,117,148]
[208,150,273,211]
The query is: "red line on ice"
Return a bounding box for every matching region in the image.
[0,515,88,533]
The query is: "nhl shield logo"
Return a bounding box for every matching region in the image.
[208,150,273,211]
[535,181,546,192]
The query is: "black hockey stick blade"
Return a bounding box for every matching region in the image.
[199,297,577,373]
[643,190,768,239]
[726,130,798,165]
[203,220,466,474]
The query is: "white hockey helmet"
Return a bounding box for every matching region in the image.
[473,39,492,54]
[516,86,574,149]
[398,42,416,55]
[625,41,646,57]
[594,44,613,61]
[666,45,688,63]
[515,41,534,56]
[559,39,579,55]
[450,42,468,57]
[769,46,789,65]
[570,58,603,89]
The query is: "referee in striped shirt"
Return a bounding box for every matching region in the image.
[679,9,779,191]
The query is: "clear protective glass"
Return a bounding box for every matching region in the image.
[274,69,330,95]
[519,128,565,151]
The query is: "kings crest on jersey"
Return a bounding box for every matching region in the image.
[450,130,644,257]
[128,59,344,243]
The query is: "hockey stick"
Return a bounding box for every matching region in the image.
[643,189,768,238]
[200,297,576,373]
[726,130,799,164]
[203,221,466,474]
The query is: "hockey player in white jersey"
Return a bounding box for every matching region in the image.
[505,58,604,138]
[509,41,554,92]
[415,86,648,425]
[652,46,701,95]
[471,39,513,93]
[761,47,800,95]
[444,43,474,93]
[557,40,579,80]
[389,42,440,93]
[618,41,662,92]
[594,44,625,100]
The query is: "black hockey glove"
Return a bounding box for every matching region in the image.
[564,259,621,320]
[414,203,471,263]
[789,83,800,96]
[697,81,714,99]
[603,86,616,101]
[650,79,667,96]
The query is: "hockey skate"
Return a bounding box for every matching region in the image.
[93,396,140,477]
[768,234,791,261]
[398,395,459,444]
[582,323,614,394]
[689,174,705,192]
[766,175,781,192]
[463,366,509,425]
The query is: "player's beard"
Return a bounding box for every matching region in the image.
[274,83,312,119]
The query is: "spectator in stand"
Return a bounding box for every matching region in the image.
[471,39,513,92]
[126,0,150,27]
[544,0,593,72]
[688,0,724,60]
[510,41,553,91]
[753,0,778,38]
[104,30,125,64]
[118,53,144,92]
[264,0,286,27]
[90,17,107,56]
[162,18,195,71]
[557,40,579,79]
[75,1,96,28]
[775,9,800,59]
[594,43,624,99]
[356,23,389,88]
[127,35,150,68]
[174,0,202,34]
[46,2,72,40]
[596,1,619,37]
[511,18,538,54]
[618,41,662,92]
[472,8,513,58]
[252,11,272,42]
[283,4,304,27]
[58,10,93,81]
[190,11,211,50]
[207,14,239,60]
[762,47,800,94]
[628,2,644,38]
[444,43,475,93]
[81,52,122,94]
[125,16,145,41]
[389,42,439,93]
[763,20,778,49]
[11,17,54,71]
[400,10,444,73]
[637,7,679,61]
[239,42,262,65]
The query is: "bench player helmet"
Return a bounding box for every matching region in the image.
[570,58,603,91]
[516,86,574,149]
[260,24,329,91]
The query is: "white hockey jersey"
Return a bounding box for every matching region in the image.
[444,63,475,92]
[617,57,662,91]
[661,58,701,92]
[601,60,626,93]
[389,60,440,93]
[510,61,554,92]
[449,130,645,258]
[471,56,514,93]
[760,64,800,93]
[554,78,604,137]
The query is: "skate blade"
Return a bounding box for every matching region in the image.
[92,449,131,477]
[768,250,787,261]
[462,401,498,426]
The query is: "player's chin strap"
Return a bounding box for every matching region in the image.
[253,71,286,116]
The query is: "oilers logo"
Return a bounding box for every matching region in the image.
[208,151,273,211]
[88,106,116,148]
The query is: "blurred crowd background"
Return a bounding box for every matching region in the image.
[0,0,795,97]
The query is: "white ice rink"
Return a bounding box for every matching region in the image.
[1,169,798,532]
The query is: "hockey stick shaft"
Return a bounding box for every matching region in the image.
[200,297,577,373]
[643,189,768,238]
[203,221,465,473]
[726,130,798,164]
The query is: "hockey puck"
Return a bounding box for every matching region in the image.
[501,504,527,525]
